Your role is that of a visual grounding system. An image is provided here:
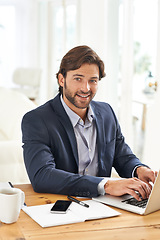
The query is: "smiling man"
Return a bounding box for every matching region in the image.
[58,63,99,121]
[22,45,156,200]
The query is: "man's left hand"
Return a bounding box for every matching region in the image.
[136,166,158,189]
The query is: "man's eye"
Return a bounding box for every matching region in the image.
[90,79,98,83]
[74,78,81,81]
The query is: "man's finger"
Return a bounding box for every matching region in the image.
[127,189,141,201]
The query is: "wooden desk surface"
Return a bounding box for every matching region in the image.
[0,184,160,240]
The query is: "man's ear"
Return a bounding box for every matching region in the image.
[58,73,64,87]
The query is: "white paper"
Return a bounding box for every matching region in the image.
[69,200,121,220]
[23,200,120,228]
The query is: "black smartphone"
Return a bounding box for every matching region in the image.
[50,200,72,214]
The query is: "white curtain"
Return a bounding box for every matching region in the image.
[119,0,134,147]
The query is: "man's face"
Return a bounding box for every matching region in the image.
[58,63,99,116]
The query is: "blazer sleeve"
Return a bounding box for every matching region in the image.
[21,110,103,198]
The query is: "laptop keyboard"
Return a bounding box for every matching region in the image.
[122,197,148,208]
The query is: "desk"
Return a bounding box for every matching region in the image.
[0,184,160,240]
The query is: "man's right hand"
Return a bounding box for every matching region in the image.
[104,177,152,201]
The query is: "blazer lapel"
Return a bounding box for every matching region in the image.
[51,94,79,165]
[91,102,107,176]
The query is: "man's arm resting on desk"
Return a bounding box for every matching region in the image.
[22,111,104,198]
[23,147,103,197]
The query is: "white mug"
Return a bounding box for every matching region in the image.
[0,188,25,224]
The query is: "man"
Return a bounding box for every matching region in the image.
[22,45,156,200]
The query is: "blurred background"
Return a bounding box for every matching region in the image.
[0,0,160,183]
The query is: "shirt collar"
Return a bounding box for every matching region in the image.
[60,95,94,127]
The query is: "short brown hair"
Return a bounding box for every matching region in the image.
[56,45,106,94]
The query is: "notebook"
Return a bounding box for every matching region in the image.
[22,199,120,227]
[93,170,160,215]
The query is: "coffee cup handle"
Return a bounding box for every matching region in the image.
[20,190,25,208]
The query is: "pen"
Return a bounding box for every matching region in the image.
[8,182,14,188]
[67,196,89,208]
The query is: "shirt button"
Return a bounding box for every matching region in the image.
[89,148,91,152]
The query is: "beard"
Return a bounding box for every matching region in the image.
[63,80,95,109]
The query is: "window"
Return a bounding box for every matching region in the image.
[118,0,159,155]
[0,5,16,87]
[51,1,77,74]
[133,0,158,92]
[38,0,77,100]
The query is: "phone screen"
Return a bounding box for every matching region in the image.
[50,200,72,214]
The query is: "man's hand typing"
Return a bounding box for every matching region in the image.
[104,177,151,201]
[135,166,158,187]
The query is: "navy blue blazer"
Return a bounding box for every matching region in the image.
[22,94,145,197]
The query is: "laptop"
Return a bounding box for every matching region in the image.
[93,170,160,215]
